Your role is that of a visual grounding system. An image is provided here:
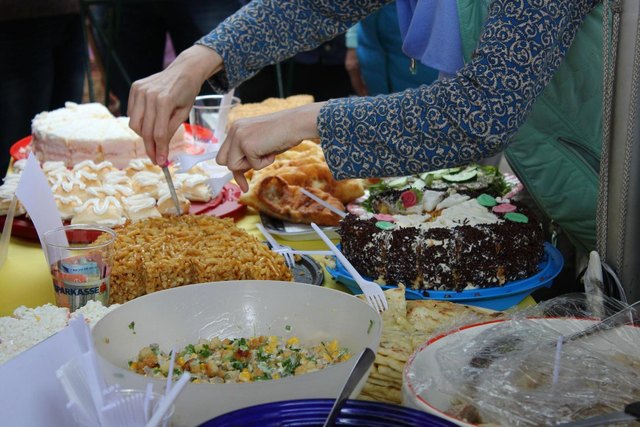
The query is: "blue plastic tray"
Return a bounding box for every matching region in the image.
[326,242,563,311]
[199,398,457,426]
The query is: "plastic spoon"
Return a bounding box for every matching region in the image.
[322,347,376,427]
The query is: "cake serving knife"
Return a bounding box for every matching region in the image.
[161,166,181,215]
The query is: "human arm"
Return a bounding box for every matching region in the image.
[216,0,597,184]
[128,0,390,165]
[318,0,599,179]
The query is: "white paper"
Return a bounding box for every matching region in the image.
[0,316,86,426]
[14,153,67,260]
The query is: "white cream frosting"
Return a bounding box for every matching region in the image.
[73,160,114,172]
[132,171,163,186]
[41,161,67,174]
[87,184,134,198]
[122,194,157,213]
[74,169,100,184]
[52,178,87,193]
[12,159,27,173]
[102,171,130,185]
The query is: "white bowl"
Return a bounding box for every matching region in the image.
[93,281,382,427]
[402,318,640,426]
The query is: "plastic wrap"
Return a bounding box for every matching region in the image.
[406,294,640,426]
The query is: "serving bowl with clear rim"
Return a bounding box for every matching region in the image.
[92,280,382,427]
[402,317,640,426]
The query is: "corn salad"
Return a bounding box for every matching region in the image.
[129,336,351,383]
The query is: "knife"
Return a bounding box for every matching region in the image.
[161,166,181,215]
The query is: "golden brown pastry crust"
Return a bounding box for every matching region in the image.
[241,176,345,226]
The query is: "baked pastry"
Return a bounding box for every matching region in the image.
[0,181,25,216]
[73,160,117,178]
[102,170,132,186]
[131,171,163,197]
[157,189,190,216]
[71,196,126,227]
[54,195,83,220]
[12,159,27,173]
[228,94,315,126]
[239,140,364,225]
[243,175,344,226]
[125,158,161,177]
[42,161,68,175]
[122,194,161,222]
[86,184,134,201]
[51,177,90,201]
[74,170,101,188]
[175,173,211,202]
[46,169,74,186]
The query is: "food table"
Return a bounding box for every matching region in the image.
[0,207,352,317]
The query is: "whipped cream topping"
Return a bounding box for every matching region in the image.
[0,182,17,199]
[74,169,100,183]
[87,184,134,198]
[127,158,156,172]
[75,196,122,215]
[102,171,130,185]
[132,171,163,186]
[157,187,186,203]
[41,161,67,174]
[12,159,27,173]
[73,160,114,172]
[3,173,21,186]
[175,173,208,187]
[54,195,83,205]
[52,178,87,193]
[123,194,157,213]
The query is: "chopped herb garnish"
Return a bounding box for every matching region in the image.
[367,319,374,334]
[285,325,292,332]
[198,348,212,358]
[185,344,196,354]
[128,321,136,334]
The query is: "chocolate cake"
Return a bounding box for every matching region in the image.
[339,166,545,292]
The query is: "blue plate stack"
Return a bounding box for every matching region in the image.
[199,399,456,426]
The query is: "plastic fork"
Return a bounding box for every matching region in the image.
[310,223,388,312]
[205,172,233,198]
[172,150,220,173]
[256,223,295,268]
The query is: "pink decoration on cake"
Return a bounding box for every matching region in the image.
[492,203,517,214]
[347,202,367,217]
[374,214,396,222]
[401,190,418,208]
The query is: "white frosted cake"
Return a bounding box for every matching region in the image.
[31,102,186,168]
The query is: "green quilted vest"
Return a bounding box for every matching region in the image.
[457,1,603,253]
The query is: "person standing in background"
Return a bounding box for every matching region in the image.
[0,0,86,173]
[345,2,439,97]
[106,0,243,116]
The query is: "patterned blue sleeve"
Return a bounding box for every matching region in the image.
[196,0,389,91]
[319,0,598,179]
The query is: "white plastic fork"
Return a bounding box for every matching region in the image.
[256,223,295,268]
[172,150,220,173]
[205,172,233,198]
[310,223,388,312]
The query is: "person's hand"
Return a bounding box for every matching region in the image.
[128,45,223,165]
[216,102,324,192]
[345,48,368,96]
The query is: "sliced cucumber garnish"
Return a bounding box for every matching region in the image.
[442,169,478,182]
[387,176,409,188]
